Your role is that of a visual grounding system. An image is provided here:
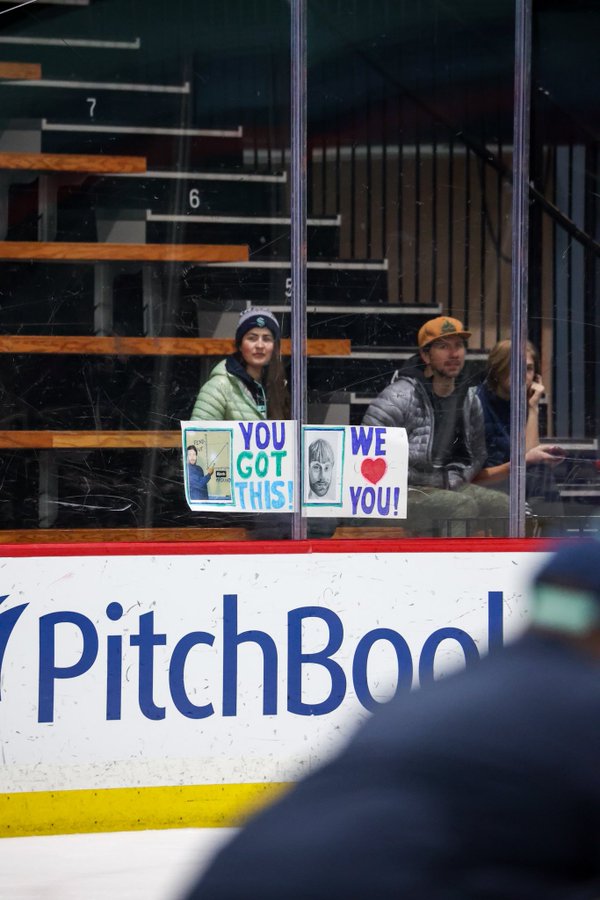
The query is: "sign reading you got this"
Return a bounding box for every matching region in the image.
[182,420,296,512]
[181,422,408,518]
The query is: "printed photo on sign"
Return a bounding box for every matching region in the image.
[181,420,297,513]
[301,425,409,519]
[303,428,344,506]
[183,428,233,505]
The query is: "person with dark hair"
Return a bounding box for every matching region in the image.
[363,316,508,535]
[191,307,290,421]
[474,339,564,518]
[189,307,290,538]
[186,445,213,501]
[182,539,600,900]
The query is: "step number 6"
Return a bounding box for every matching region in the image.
[189,188,200,209]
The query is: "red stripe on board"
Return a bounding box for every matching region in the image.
[0,537,558,558]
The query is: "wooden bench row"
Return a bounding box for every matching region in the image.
[0,336,350,357]
[0,527,249,543]
[0,431,182,449]
[0,62,41,81]
[0,241,249,262]
[0,527,411,544]
[0,151,146,173]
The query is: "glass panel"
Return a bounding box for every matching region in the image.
[0,0,291,542]
[528,0,600,538]
[305,0,516,539]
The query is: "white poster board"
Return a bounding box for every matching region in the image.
[302,425,409,518]
[182,420,297,513]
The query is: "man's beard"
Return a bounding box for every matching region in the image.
[431,360,463,379]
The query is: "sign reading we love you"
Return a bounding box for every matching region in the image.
[302,425,409,519]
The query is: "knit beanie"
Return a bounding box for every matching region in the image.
[235,307,281,343]
[531,539,600,634]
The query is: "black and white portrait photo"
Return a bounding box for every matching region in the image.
[303,429,343,505]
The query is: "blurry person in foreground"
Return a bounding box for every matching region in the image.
[182,539,600,900]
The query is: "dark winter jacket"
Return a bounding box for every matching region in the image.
[476,381,511,467]
[362,361,487,488]
[187,463,212,500]
[476,381,561,503]
[186,632,600,900]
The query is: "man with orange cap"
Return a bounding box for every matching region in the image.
[363,316,508,535]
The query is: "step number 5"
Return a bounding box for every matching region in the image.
[86,97,97,118]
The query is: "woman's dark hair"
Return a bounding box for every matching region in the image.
[486,339,539,395]
[234,338,290,419]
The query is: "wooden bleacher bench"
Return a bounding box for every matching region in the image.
[0,527,250,543]
[0,62,41,80]
[0,336,351,357]
[0,431,181,449]
[333,523,503,539]
[0,241,249,263]
[334,526,412,540]
[0,152,147,174]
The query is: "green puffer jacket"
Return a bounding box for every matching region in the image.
[191,357,267,421]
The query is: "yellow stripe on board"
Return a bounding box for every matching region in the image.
[0,782,289,838]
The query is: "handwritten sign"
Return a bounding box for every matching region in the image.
[181,420,297,512]
[302,425,408,518]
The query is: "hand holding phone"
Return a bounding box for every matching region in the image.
[527,375,545,409]
[526,444,565,465]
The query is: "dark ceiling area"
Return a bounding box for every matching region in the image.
[306,0,599,147]
[0,0,596,146]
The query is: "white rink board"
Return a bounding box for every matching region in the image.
[0,549,545,794]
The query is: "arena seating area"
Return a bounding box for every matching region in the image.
[0,0,596,539]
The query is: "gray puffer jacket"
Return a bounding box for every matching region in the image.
[362,362,486,489]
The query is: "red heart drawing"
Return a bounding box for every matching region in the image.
[361,457,387,485]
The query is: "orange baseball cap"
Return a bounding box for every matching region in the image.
[417,316,471,349]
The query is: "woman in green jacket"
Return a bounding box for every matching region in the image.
[191,307,290,421]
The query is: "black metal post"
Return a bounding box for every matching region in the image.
[509,0,533,536]
[290,0,307,540]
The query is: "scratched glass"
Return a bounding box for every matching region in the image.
[304,2,518,539]
[303,0,599,541]
[0,0,292,541]
[0,0,597,545]
[523,0,600,539]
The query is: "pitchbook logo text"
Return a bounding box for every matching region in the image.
[0,592,505,723]
[0,595,28,702]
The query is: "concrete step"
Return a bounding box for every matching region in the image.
[183,259,389,305]
[146,214,339,261]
